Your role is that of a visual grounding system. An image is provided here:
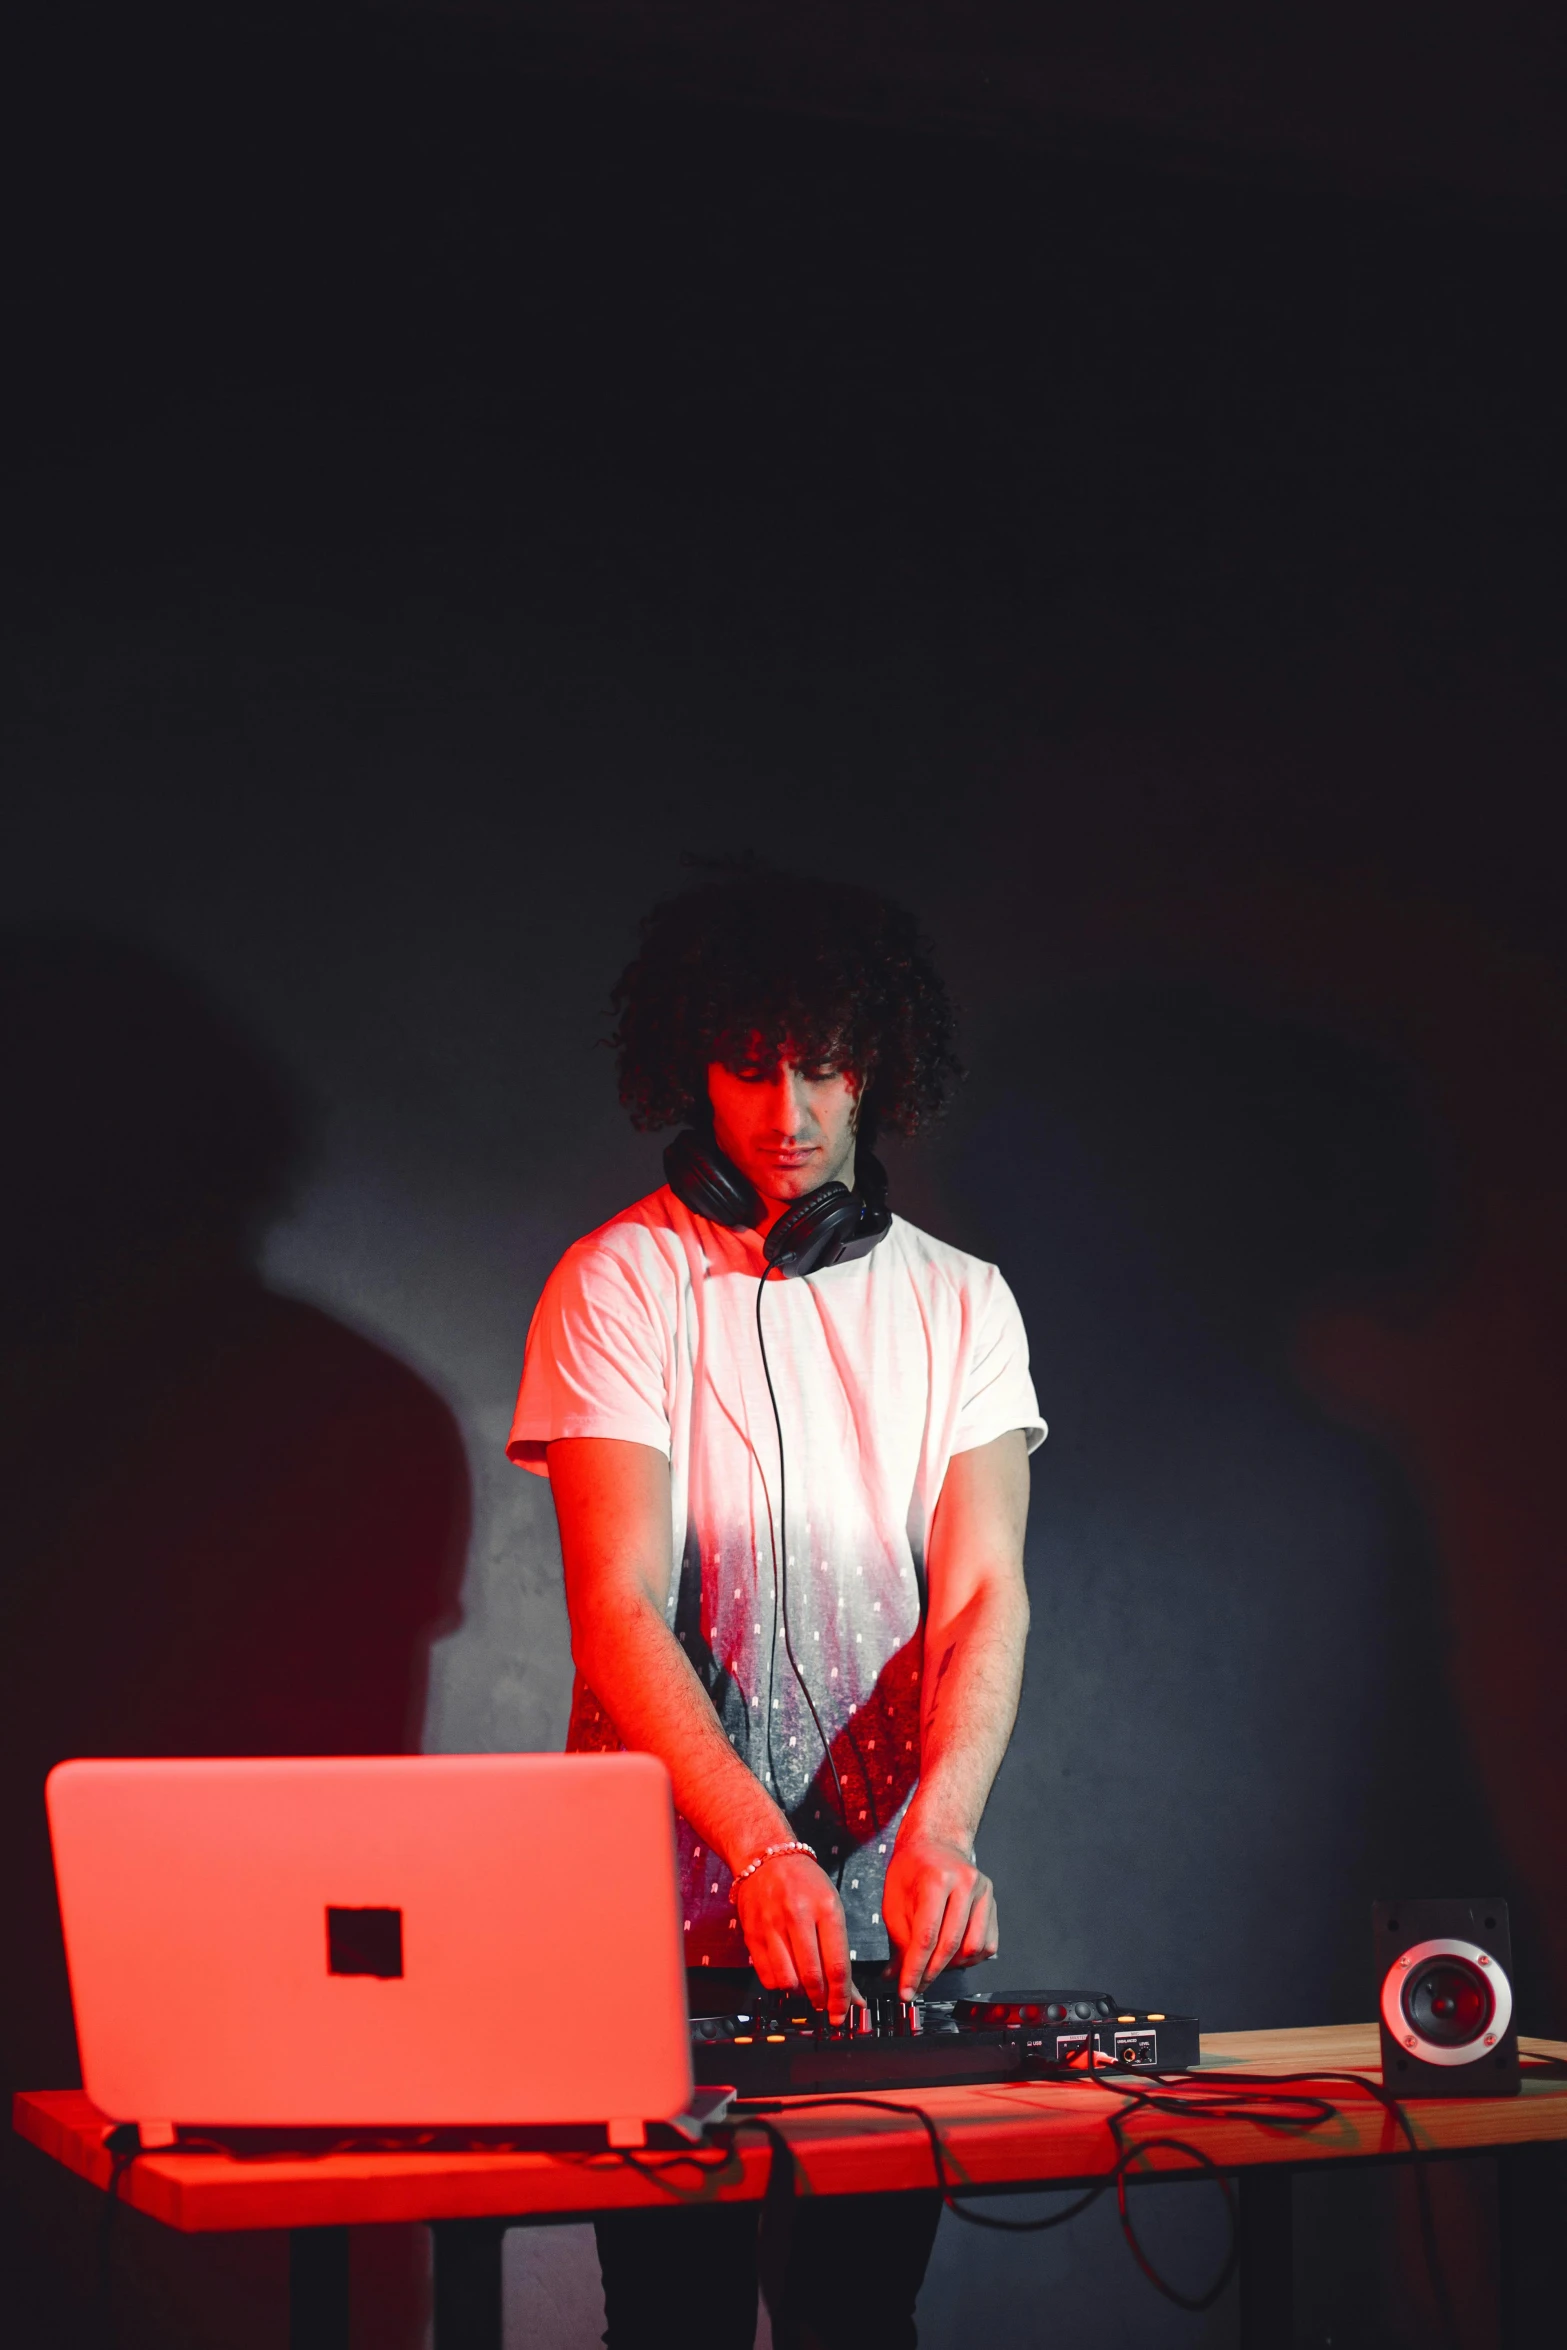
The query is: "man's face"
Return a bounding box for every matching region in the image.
[707,1042,860,1213]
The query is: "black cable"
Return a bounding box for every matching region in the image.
[753,1275,786,1831]
[717,2050,1476,2325]
[1154,2063,1464,2349]
[734,2085,1246,2302]
[97,2123,145,2350]
[1108,2132,1239,2310]
[755,1271,849,1886]
[616,2143,740,2186]
[1064,2058,1461,2339]
[741,2089,1110,2227]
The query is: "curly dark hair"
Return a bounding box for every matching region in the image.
[609,866,961,1143]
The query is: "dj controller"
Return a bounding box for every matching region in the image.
[691,1988,1200,2098]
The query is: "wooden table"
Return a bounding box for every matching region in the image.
[14,2026,1567,2350]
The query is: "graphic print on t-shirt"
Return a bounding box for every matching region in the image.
[511,1186,1045,1965]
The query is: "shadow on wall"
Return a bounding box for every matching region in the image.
[918,983,1529,2349]
[960,984,1517,2031]
[0,930,469,2347]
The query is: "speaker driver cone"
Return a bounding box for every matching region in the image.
[1380,1936,1513,2067]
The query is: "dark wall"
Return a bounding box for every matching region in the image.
[387,0,1567,216]
[5,14,1567,2341]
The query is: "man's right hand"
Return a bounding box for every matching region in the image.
[733,1851,864,2024]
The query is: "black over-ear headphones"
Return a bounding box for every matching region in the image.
[663,1128,892,1278]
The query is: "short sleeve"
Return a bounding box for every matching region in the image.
[507,1240,673,1475]
[951,1268,1047,1457]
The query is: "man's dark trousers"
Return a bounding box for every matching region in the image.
[595,1967,947,2350]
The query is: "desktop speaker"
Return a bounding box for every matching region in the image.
[1374,1896,1519,2098]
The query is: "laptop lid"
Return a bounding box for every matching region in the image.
[46,1753,693,2130]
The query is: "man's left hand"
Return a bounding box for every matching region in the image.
[880,1831,998,1998]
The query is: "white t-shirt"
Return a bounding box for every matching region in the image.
[509,1184,1045,1966]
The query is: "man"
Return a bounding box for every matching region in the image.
[509,866,1045,2350]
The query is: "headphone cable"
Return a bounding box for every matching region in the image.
[755,1271,849,1888]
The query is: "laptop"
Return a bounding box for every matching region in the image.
[46,1752,697,2145]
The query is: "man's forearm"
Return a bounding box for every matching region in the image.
[903,1576,1029,1849]
[549,1438,857,2012]
[572,1591,793,1873]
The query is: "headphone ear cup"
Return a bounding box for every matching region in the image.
[764,1184,865,1278]
[663,1129,764,1228]
[763,1153,896,1276]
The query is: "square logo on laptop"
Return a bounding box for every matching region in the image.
[326,1906,404,1977]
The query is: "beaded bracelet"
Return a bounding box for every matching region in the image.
[730,1840,817,1894]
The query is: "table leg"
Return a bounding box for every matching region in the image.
[289,2226,351,2350]
[1237,2168,1293,2350]
[1499,2144,1566,2349]
[432,2218,507,2350]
